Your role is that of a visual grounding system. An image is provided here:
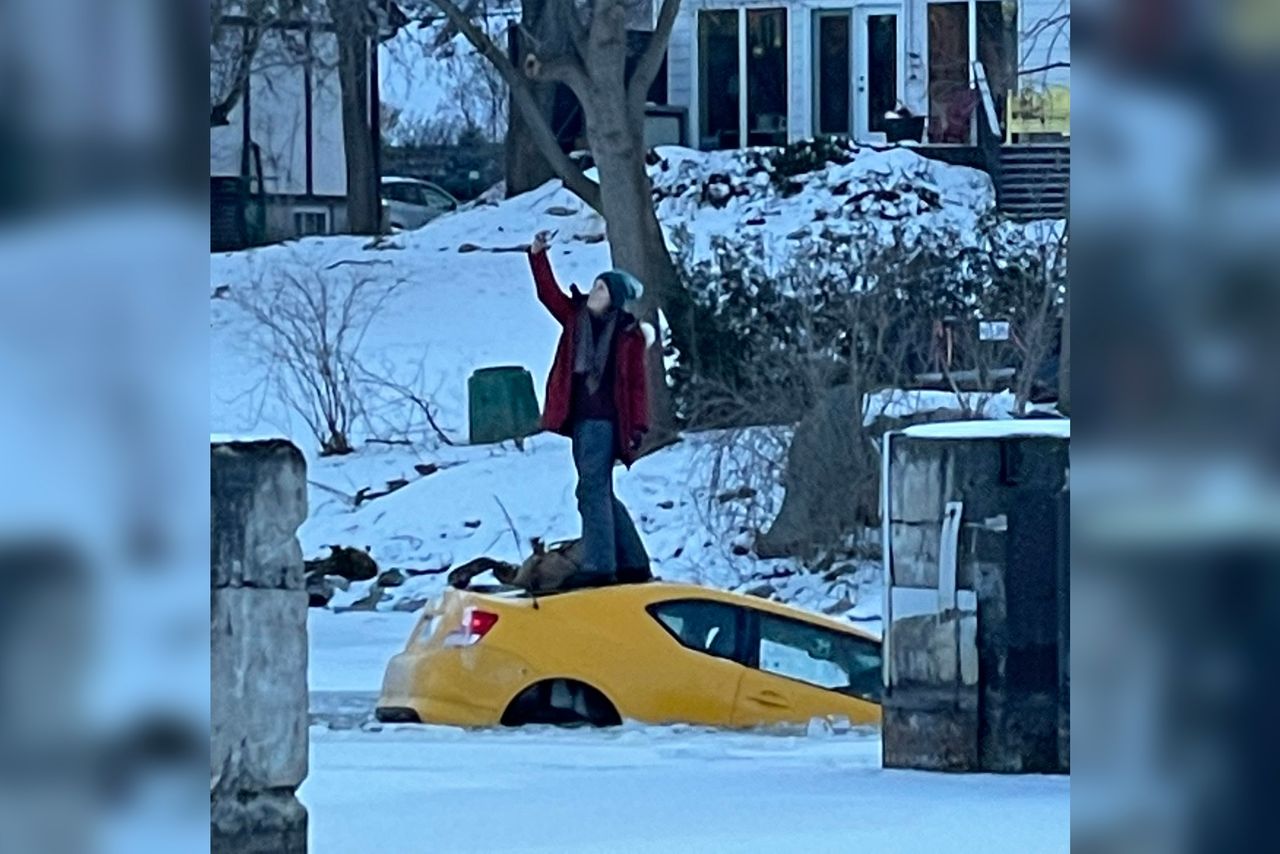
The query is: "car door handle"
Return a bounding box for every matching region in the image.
[747,690,791,708]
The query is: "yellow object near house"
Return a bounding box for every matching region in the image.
[1007,85,1071,139]
[376,582,882,729]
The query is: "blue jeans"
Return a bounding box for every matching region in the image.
[572,419,649,578]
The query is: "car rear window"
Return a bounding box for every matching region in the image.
[648,600,742,661]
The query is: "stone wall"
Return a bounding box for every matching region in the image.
[211,439,309,854]
[882,431,1070,773]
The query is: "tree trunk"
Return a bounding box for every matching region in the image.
[332,0,380,234]
[506,1,576,197]
[580,88,695,438]
[505,77,558,196]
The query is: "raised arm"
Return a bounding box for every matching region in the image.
[528,232,573,325]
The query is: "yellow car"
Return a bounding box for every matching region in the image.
[376,581,881,729]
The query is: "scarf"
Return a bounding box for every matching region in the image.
[573,308,618,395]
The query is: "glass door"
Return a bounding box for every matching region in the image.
[746,9,788,146]
[854,6,901,141]
[698,10,740,149]
[814,11,852,136]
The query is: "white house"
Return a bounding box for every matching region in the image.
[210,2,407,250]
[662,0,1070,149]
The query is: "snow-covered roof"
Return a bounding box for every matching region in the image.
[898,419,1070,440]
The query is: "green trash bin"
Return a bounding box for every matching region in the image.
[468,366,542,445]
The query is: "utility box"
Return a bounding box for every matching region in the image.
[468,366,541,446]
[881,419,1069,773]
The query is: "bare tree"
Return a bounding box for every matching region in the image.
[380,7,513,144]
[232,259,402,455]
[405,0,692,436]
[1018,0,1071,79]
[1005,226,1068,413]
[211,0,329,126]
[672,206,1070,561]
[359,355,460,447]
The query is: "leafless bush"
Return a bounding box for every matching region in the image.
[674,214,1067,558]
[359,355,459,448]
[693,426,792,550]
[232,261,401,455]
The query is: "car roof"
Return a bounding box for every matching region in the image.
[463,581,879,643]
[380,176,450,191]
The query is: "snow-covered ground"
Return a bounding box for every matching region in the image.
[302,722,1069,853]
[212,144,1054,620]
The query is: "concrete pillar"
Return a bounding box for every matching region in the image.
[211,439,308,854]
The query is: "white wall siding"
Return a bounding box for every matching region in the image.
[667,6,696,130]
[310,31,347,197]
[211,118,243,178]
[209,24,349,198]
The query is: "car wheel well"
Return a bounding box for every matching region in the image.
[501,678,621,728]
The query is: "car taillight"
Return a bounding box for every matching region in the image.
[444,607,499,647]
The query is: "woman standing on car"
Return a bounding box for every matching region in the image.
[528,229,652,587]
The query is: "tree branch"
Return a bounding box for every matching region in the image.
[1017,62,1070,76]
[525,53,590,101]
[426,0,602,212]
[628,0,681,117]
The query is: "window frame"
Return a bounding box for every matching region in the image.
[645,598,752,665]
[292,207,329,237]
[743,608,883,703]
[696,6,790,150]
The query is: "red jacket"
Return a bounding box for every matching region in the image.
[529,250,650,466]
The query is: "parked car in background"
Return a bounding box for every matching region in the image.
[376,581,882,729]
[380,177,458,230]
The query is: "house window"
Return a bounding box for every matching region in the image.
[698,10,739,149]
[927,1,1017,143]
[698,8,788,150]
[755,613,882,702]
[293,208,329,237]
[865,13,899,135]
[746,9,788,146]
[815,13,851,136]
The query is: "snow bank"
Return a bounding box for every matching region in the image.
[651,144,998,269]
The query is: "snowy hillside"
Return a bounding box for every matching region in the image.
[211,145,1057,626]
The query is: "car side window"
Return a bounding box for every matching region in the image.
[755,613,882,702]
[425,188,456,212]
[649,600,742,662]
[382,183,407,203]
